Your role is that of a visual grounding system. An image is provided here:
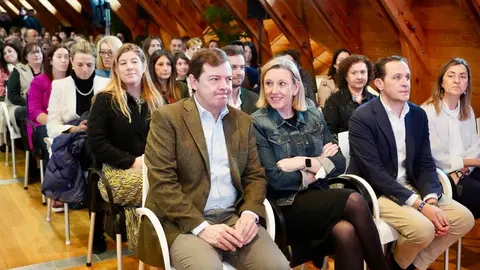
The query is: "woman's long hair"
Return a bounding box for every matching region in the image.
[99,43,164,122]
[423,58,472,121]
[149,50,182,102]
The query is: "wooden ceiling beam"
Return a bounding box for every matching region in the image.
[136,0,181,38]
[367,0,399,41]
[376,0,430,74]
[224,0,273,64]
[473,0,480,15]
[305,0,362,53]
[456,0,480,37]
[159,0,203,37]
[257,0,315,75]
[0,1,18,17]
[49,0,90,33]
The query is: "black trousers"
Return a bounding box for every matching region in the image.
[454,168,480,219]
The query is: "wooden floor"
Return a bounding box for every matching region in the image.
[0,150,479,269]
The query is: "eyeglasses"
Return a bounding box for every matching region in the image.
[28,50,42,55]
[99,51,113,57]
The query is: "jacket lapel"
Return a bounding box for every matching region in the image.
[223,109,241,192]
[182,98,211,173]
[372,98,398,166]
[404,105,415,169]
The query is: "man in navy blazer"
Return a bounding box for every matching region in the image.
[348,55,474,270]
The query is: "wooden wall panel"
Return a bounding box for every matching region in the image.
[415,0,480,115]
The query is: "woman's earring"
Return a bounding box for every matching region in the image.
[464,91,467,95]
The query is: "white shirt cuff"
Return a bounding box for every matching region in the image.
[242,211,259,223]
[191,221,209,236]
[450,156,464,172]
[405,194,419,206]
[300,170,309,190]
[315,167,327,179]
[423,193,438,202]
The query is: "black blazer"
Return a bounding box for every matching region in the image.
[88,92,151,170]
[240,87,259,115]
[347,98,442,205]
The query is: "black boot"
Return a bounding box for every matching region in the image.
[93,233,107,254]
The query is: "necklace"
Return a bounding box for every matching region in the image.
[75,85,94,96]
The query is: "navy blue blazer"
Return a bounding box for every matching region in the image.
[347,98,442,205]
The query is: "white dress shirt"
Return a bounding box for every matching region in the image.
[191,96,257,235]
[380,97,437,206]
[422,101,480,172]
[228,88,242,110]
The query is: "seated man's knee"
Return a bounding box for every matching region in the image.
[405,218,435,247]
[449,203,475,235]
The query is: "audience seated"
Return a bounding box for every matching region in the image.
[243,41,258,69]
[173,51,189,84]
[149,50,188,104]
[222,45,259,114]
[276,49,317,106]
[348,55,474,270]
[207,39,219,49]
[317,48,350,107]
[169,37,184,54]
[7,43,43,133]
[141,36,162,57]
[46,40,109,139]
[185,37,202,60]
[0,41,20,99]
[137,48,289,270]
[323,54,376,136]
[89,43,164,251]
[252,57,388,270]
[27,45,70,168]
[95,35,122,78]
[422,58,480,219]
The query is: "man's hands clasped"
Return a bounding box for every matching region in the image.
[198,212,258,251]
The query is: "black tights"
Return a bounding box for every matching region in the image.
[331,192,388,270]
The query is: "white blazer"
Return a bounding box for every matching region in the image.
[47,75,109,138]
[422,102,480,172]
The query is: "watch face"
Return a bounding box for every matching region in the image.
[305,158,311,168]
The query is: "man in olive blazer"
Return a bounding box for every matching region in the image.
[137,49,289,269]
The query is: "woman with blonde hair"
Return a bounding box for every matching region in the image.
[95,35,123,78]
[252,57,388,270]
[88,43,164,251]
[422,58,480,218]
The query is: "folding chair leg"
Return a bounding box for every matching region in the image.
[3,130,8,166]
[11,137,16,178]
[40,160,46,205]
[444,248,449,270]
[116,233,123,270]
[24,150,29,189]
[457,238,462,270]
[86,211,96,266]
[65,203,71,245]
[322,256,328,270]
[46,198,52,222]
[138,261,144,270]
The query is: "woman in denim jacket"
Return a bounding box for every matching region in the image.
[252,57,388,270]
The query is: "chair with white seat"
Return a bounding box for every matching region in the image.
[136,156,277,270]
[336,131,459,270]
[0,101,21,178]
[44,137,71,246]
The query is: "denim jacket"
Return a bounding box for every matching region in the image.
[252,106,346,205]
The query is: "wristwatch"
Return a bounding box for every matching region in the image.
[305,158,312,168]
[455,170,465,180]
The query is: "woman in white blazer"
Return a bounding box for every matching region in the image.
[422,58,480,218]
[47,40,109,139]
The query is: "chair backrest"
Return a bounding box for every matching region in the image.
[141,154,148,208]
[337,131,349,171]
[477,118,480,135]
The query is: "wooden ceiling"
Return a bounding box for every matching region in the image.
[3,0,480,113]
